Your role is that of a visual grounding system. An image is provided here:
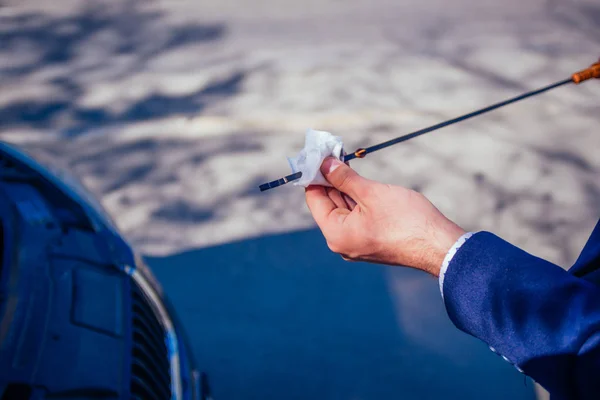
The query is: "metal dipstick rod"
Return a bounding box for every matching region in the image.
[259,59,600,192]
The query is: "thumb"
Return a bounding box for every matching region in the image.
[321,157,368,200]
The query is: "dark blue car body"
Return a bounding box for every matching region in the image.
[0,141,199,400]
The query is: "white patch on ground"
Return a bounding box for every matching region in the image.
[2,0,599,264]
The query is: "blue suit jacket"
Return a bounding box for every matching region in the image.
[444,221,600,399]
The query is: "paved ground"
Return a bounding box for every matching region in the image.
[1,0,599,398]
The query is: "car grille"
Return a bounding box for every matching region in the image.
[130,282,172,400]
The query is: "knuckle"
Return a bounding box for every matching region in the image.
[327,237,352,255]
[341,251,363,262]
[346,249,363,260]
[326,240,341,254]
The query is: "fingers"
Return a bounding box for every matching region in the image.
[342,193,357,210]
[321,157,369,200]
[305,186,336,229]
[305,186,349,233]
[326,187,349,210]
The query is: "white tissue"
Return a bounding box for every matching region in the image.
[287,129,344,187]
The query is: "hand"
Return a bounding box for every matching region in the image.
[305,157,465,276]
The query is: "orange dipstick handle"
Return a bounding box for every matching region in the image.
[572,60,600,84]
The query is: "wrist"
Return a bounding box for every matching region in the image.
[423,220,465,277]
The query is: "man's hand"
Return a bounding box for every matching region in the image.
[305,157,465,276]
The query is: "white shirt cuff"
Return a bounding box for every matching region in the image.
[439,232,474,299]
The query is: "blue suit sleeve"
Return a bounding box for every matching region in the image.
[443,232,600,399]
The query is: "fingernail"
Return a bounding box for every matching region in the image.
[321,157,343,175]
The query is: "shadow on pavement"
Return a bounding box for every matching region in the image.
[0,2,230,136]
[147,228,537,400]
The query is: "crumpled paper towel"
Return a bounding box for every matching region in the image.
[287,129,344,187]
